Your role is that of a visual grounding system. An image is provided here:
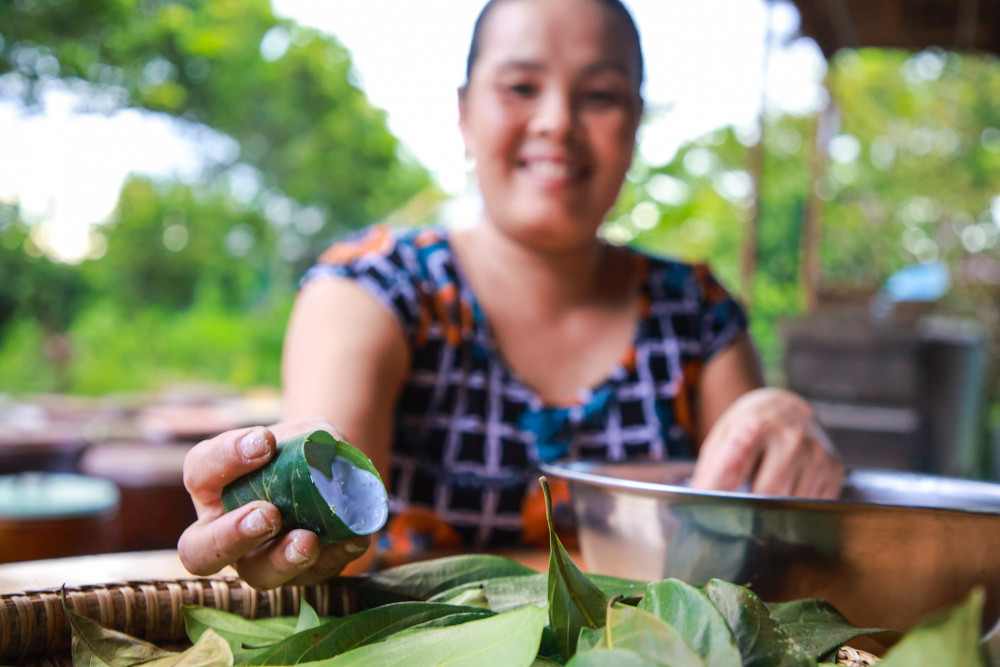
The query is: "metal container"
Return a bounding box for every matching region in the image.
[540,460,1000,635]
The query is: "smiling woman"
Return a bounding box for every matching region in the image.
[175,0,842,592]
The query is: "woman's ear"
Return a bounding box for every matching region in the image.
[457,85,475,160]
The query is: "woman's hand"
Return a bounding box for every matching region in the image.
[689,388,844,498]
[177,419,371,590]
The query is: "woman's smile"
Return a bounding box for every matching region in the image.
[517,154,590,188]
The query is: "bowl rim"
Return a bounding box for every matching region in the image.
[539,460,1000,517]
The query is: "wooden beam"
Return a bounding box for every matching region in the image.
[823,0,861,50]
[799,83,839,312]
[740,0,776,308]
[957,0,980,50]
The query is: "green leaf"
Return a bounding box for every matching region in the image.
[294,600,322,634]
[66,603,175,667]
[704,579,815,667]
[531,657,565,667]
[432,585,491,609]
[251,602,494,665]
[385,610,504,646]
[137,629,234,667]
[221,430,388,545]
[303,603,547,667]
[430,573,642,614]
[254,617,305,635]
[428,575,547,612]
[537,626,563,663]
[587,575,646,602]
[877,588,987,667]
[182,605,301,662]
[639,579,741,666]
[360,554,537,600]
[405,611,499,632]
[541,477,609,660]
[577,625,604,653]
[566,648,663,666]
[583,602,705,667]
[766,598,895,660]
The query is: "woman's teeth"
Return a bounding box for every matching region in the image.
[527,160,570,179]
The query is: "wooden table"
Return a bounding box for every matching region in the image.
[0,547,565,595]
[0,549,235,594]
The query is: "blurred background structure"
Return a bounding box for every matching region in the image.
[0,0,998,561]
[771,0,996,479]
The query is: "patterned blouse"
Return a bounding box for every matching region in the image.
[301,225,748,552]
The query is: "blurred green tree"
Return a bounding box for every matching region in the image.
[1,0,432,255]
[0,205,89,390]
[81,176,279,310]
[0,204,88,337]
[0,0,434,392]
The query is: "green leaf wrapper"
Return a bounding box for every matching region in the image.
[221,430,388,544]
[540,476,609,660]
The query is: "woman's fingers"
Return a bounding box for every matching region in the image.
[183,426,277,517]
[750,428,805,496]
[689,424,762,491]
[752,428,844,498]
[694,388,846,499]
[177,500,281,576]
[808,454,845,499]
[819,467,846,499]
[285,536,372,587]
[234,530,321,590]
[233,533,371,590]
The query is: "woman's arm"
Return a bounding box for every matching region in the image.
[282,278,411,479]
[178,279,410,589]
[690,334,844,498]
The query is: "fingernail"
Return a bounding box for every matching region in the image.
[285,538,310,564]
[241,509,275,537]
[344,538,368,554]
[239,428,269,461]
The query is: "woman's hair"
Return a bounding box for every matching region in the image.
[464,0,645,91]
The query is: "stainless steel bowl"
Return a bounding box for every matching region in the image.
[540,460,1000,635]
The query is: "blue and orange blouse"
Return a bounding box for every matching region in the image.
[301,225,748,553]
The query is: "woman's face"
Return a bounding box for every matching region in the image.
[460,0,642,250]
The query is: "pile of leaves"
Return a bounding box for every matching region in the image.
[63,479,995,666]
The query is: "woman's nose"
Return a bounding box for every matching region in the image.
[529,89,576,141]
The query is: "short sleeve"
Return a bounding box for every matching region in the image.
[691,264,749,360]
[299,225,423,344]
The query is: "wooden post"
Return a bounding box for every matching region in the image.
[799,81,838,312]
[740,0,775,308]
[742,141,763,310]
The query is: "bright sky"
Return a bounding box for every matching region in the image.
[0,0,827,261]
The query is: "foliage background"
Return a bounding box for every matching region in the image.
[1,2,998,475]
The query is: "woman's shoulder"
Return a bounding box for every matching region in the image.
[315,224,451,268]
[623,245,733,304]
[300,225,455,343]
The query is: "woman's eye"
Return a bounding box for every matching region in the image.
[507,82,537,97]
[584,90,618,105]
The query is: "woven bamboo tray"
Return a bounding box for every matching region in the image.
[0,577,362,666]
[0,577,880,666]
